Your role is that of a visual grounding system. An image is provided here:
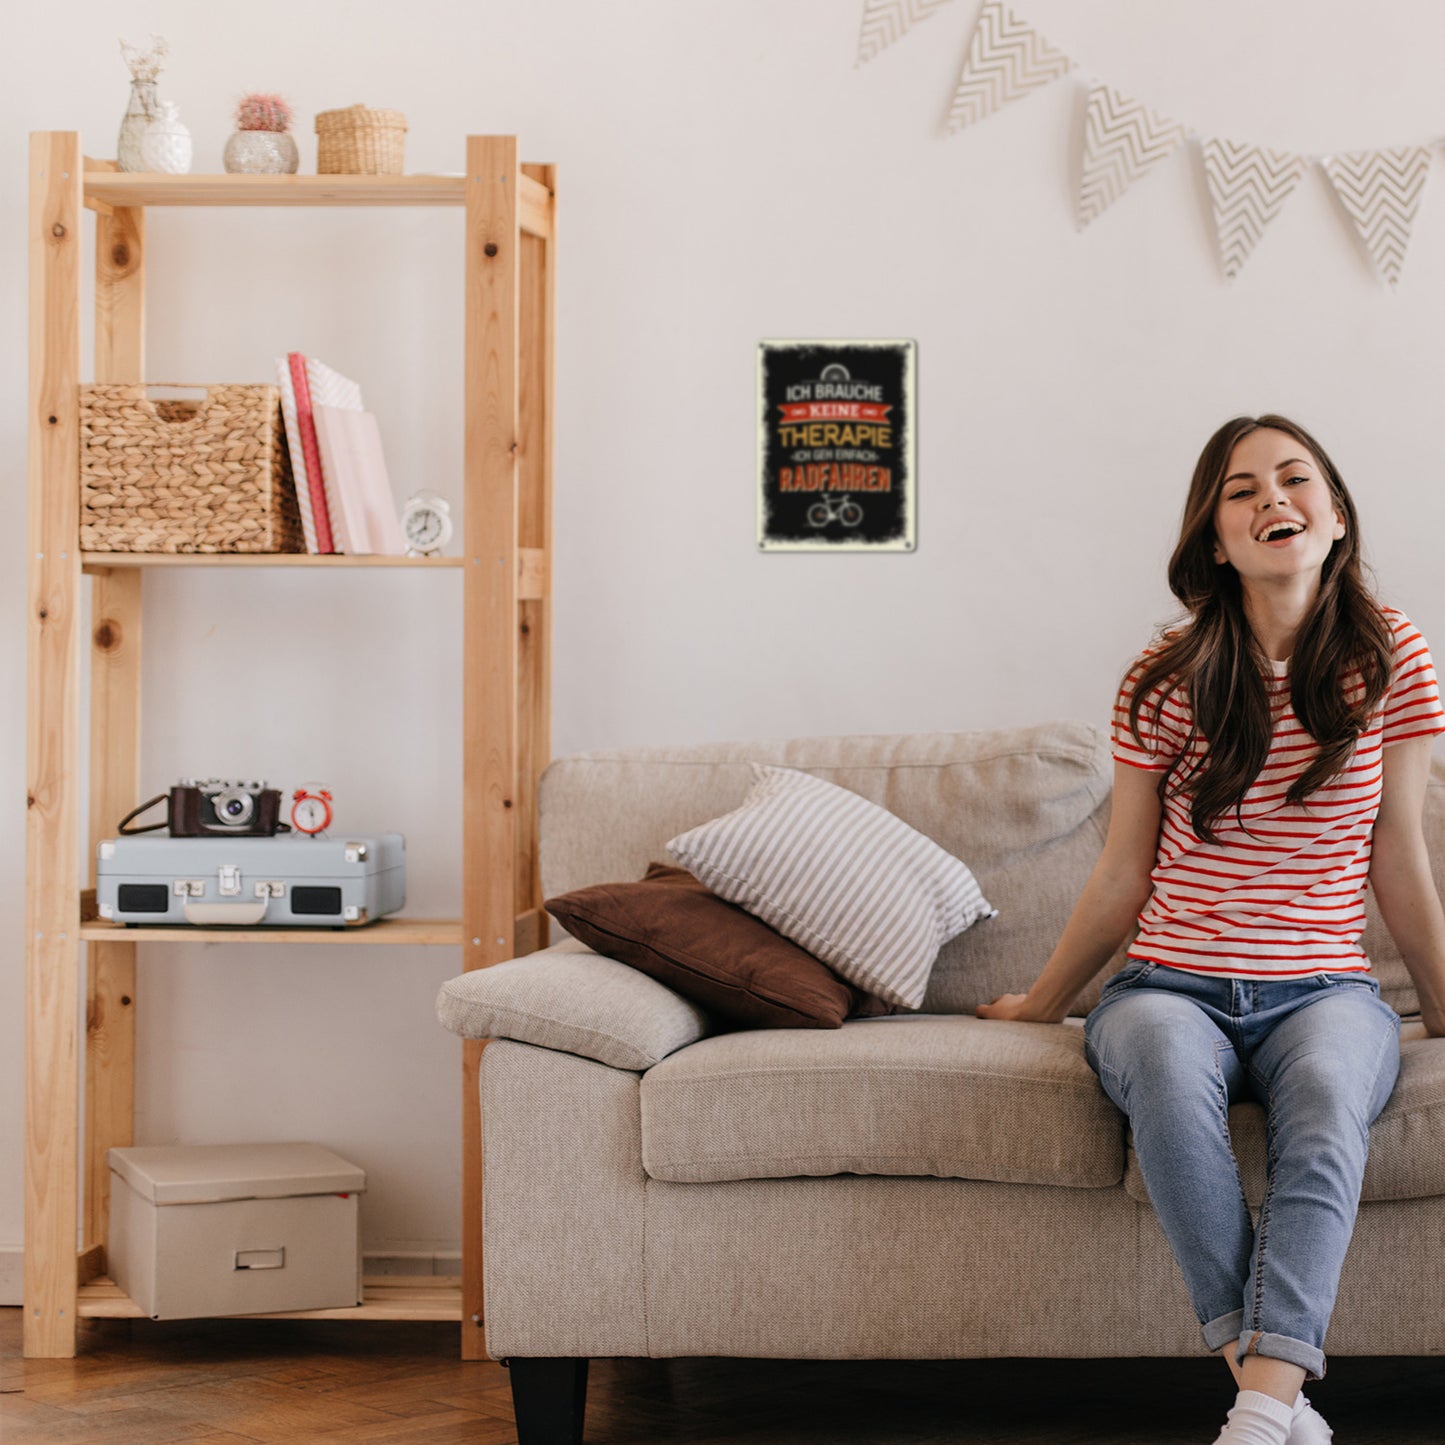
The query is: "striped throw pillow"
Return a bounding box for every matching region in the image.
[666,765,996,1010]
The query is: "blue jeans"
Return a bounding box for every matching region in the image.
[1083,960,1401,1381]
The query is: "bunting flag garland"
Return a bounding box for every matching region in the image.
[1201,140,1308,282]
[945,0,1072,132]
[1077,83,1189,229]
[859,0,1442,285]
[856,0,955,67]
[1319,147,1432,289]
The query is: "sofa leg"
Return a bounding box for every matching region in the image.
[507,1356,590,1444]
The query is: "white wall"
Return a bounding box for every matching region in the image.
[5,0,1445,1278]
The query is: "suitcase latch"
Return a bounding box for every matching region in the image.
[218,864,242,896]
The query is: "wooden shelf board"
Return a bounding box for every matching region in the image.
[85,172,468,208]
[78,1275,464,1322]
[79,917,465,945]
[81,168,553,236]
[82,552,463,571]
[82,548,546,599]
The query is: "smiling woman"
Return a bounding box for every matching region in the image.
[977,411,1445,1444]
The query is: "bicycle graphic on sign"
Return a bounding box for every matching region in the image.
[807,493,864,528]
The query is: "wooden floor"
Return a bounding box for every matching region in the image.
[3,1308,1444,1442]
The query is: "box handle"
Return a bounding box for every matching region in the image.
[234,1247,286,1271]
[133,385,214,428]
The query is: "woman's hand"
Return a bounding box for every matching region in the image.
[975,993,1057,1023]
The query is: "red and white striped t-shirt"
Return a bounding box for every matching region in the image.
[1112,606,1445,979]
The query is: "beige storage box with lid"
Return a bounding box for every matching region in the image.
[107,1142,365,1320]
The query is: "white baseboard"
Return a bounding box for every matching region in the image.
[0,1247,21,1306]
[0,1247,459,1304]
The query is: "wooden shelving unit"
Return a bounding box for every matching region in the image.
[25,133,556,1359]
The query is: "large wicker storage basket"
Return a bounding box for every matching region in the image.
[315,105,407,175]
[80,384,305,554]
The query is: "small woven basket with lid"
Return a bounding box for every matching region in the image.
[80,384,304,554]
[315,104,407,174]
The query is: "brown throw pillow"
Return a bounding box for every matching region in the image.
[545,863,894,1029]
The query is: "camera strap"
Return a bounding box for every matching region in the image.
[117,793,172,835]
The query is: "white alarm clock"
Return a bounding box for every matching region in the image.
[290,784,333,836]
[401,491,454,557]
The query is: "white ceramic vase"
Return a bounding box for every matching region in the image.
[223,129,299,175]
[141,101,193,175]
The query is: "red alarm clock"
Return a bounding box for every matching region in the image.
[290,784,334,836]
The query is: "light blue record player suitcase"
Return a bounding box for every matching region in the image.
[96,833,406,927]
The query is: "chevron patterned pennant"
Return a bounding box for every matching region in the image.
[1202,139,1307,281]
[1319,147,1433,288]
[856,0,955,67]
[945,0,1072,132]
[1077,82,1189,229]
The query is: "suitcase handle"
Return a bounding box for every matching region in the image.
[183,900,269,926]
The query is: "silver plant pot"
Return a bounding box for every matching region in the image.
[223,130,300,175]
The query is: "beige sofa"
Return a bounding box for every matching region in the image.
[437,722,1445,1443]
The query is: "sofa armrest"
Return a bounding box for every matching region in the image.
[436,939,711,1071]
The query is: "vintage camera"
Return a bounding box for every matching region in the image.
[118,779,288,837]
[174,779,285,836]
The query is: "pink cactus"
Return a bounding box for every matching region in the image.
[236,93,293,132]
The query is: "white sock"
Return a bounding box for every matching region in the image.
[1212,1388,1295,1445]
[1288,1390,1334,1444]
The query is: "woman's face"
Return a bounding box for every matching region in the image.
[1210,428,1345,587]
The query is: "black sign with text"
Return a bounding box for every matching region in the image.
[757,339,916,551]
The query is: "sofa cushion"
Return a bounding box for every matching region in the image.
[436,940,709,1071]
[667,765,996,1009]
[639,1015,1124,1187]
[545,863,893,1029]
[1123,1019,1445,1206]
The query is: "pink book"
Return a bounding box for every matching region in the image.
[288,352,335,553]
[312,405,406,556]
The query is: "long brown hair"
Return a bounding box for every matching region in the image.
[1128,414,1393,843]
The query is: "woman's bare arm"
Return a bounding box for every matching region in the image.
[976,760,1162,1024]
[1369,735,1445,1038]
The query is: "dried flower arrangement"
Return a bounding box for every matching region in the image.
[236,93,294,133]
[119,35,168,82]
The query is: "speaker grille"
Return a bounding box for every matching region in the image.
[292,886,343,916]
[117,884,170,914]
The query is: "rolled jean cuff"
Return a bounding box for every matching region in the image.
[1202,1309,1245,1353]
[1233,1329,1327,1382]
